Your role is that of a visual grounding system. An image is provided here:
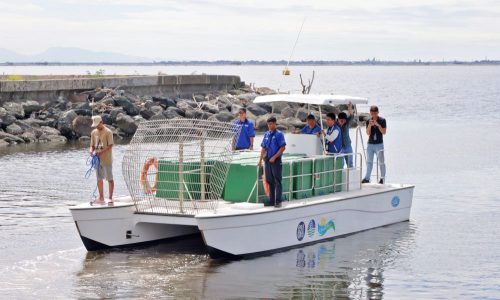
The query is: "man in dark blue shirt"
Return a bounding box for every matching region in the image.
[258,116,286,208]
[300,114,321,136]
[233,108,255,150]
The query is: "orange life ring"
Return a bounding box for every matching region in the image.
[140,157,158,194]
[262,168,270,197]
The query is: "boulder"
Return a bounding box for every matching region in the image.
[139,108,155,120]
[150,113,167,121]
[3,102,24,119]
[61,110,78,124]
[245,103,268,116]
[167,106,185,117]
[20,131,37,143]
[57,119,75,140]
[238,93,258,103]
[163,107,181,119]
[0,108,16,127]
[271,102,290,114]
[231,104,243,114]
[22,100,41,116]
[296,108,309,122]
[213,111,235,123]
[0,139,9,147]
[176,100,197,111]
[0,131,25,143]
[6,123,24,135]
[152,97,176,108]
[24,117,55,128]
[256,87,276,95]
[255,114,271,131]
[257,102,273,113]
[41,126,62,136]
[114,97,139,116]
[39,133,67,143]
[79,136,90,142]
[73,109,92,116]
[150,105,164,115]
[101,113,112,125]
[285,117,305,128]
[75,102,91,111]
[280,107,296,118]
[109,108,125,124]
[72,115,93,137]
[115,114,138,136]
[184,109,201,119]
[144,99,155,110]
[201,102,219,114]
[193,95,205,102]
[55,97,71,110]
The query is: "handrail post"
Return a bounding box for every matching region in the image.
[179,139,184,214]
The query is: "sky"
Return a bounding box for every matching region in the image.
[0,0,499,61]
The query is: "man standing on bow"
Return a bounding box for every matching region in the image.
[89,115,114,204]
[362,105,387,184]
[233,107,255,150]
[258,116,286,208]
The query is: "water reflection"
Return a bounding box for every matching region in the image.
[74,222,415,299]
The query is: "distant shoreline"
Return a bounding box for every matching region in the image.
[1,60,500,66]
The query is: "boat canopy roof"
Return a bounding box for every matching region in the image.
[254,94,368,106]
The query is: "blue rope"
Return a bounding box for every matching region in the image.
[85,154,101,200]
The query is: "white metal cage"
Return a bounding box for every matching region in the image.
[122,119,240,215]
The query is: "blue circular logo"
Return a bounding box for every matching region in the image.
[307,219,316,237]
[391,196,400,207]
[297,222,306,241]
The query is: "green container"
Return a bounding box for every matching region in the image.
[292,159,313,199]
[156,159,214,200]
[313,156,344,196]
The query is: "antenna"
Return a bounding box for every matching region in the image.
[282,17,306,76]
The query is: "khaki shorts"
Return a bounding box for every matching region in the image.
[97,164,114,181]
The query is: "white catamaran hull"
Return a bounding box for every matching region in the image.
[196,184,414,257]
[70,199,199,251]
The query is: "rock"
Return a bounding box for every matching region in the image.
[3,102,25,119]
[114,97,139,116]
[24,117,55,128]
[57,119,74,140]
[150,105,164,115]
[144,100,155,110]
[163,107,181,119]
[20,131,37,143]
[230,104,243,114]
[255,114,271,131]
[0,109,16,127]
[115,114,138,136]
[72,115,93,137]
[109,108,125,124]
[201,102,219,114]
[285,117,305,128]
[184,109,201,119]
[246,103,268,116]
[257,102,273,113]
[139,108,155,120]
[0,131,25,143]
[0,139,9,147]
[41,126,62,136]
[79,136,90,142]
[39,134,67,143]
[61,110,78,124]
[149,113,167,121]
[5,123,24,135]
[296,108,309,122]
[73,109,92,116]
[193,95,205,102]
[213,111,235,123]
[55,97,71,110]
[256,87,276,95]
[238,93,258,103]
[271,102,290,114]
[168,106,185,117]
[101,113,112,125]
[281,107,296,118]
[277,124,288,131]
[200,112,212,120]
[176,100,197,111]
[152,97,176,108]
[22,100,41,116]
[93,91,107,101]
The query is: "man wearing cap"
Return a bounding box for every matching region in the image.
[233,107,255,150]
[89,115,114,204]
[258,116,286,208]
[362,105,387,184]
[338,102,354,168]
[299,114,321,137]
[324,113,343,154]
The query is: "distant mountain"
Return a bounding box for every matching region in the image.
[0,47,152,63]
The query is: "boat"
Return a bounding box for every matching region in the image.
[69,94,415,258]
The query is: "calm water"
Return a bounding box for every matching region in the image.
[1,66,499,299]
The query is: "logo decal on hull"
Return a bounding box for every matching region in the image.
[391,195,400,207]
[317,218,336,236]
[296,222,306,241]
[307,220,316,237]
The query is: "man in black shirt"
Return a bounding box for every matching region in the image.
[362,105,387,184]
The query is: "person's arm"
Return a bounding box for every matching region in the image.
[89,133,95,155]
[270,146,286,163]
[325,129,339,143]
[347,101,353,117]
[249,137,254,150]
[373,119,387,135]
[249,122,255,150]
[97,144,113,157]
[366,121,372,135]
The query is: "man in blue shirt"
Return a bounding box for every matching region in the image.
[324,113,342,154]
[300,114,321,137]
[337,102,354,168]
[233,108,255,150]
[258,116,286,208]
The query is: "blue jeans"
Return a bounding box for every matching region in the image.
[364,143,386,180]
[265,156,282,205]
[341,145,353,168]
